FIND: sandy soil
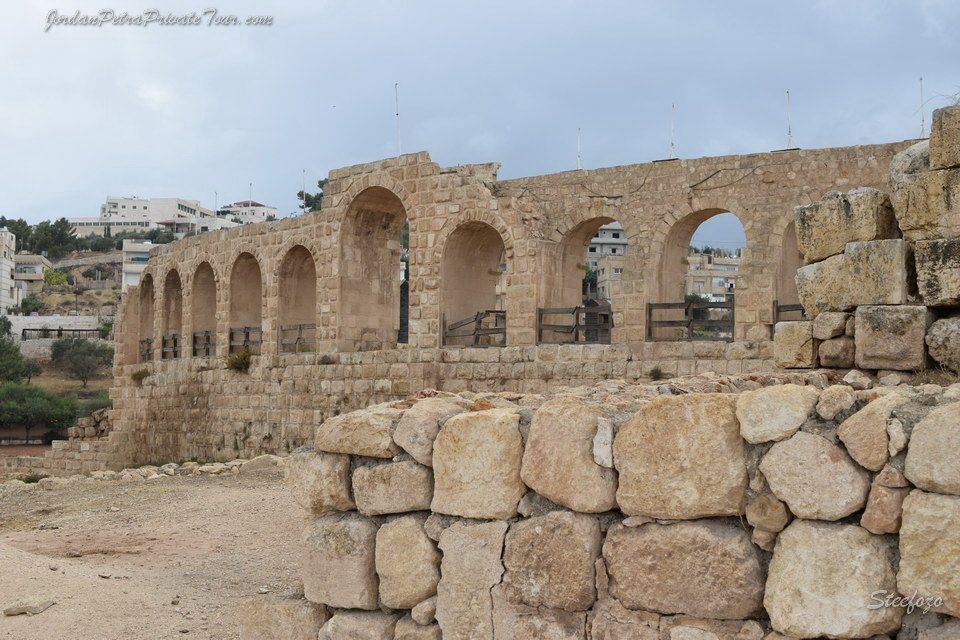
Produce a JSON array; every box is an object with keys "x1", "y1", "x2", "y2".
[
  {"x1": 0, "y1": 470, "x2": 303, "y2": 639},
  {"x1": 0, "y1": 445, "x2": 50, "y2": 458}
]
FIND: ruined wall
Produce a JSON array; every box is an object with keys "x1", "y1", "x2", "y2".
[{"x1": 269, "y1": 374, "x2": 960, "y2": 639}]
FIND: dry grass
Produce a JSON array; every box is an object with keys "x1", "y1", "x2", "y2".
[
  {"x1": 31, "y1": 368, "x2": 111, "y2": 396},
  {"x1": 38, "y1": 286, "x2": 120, "y2": 316}
]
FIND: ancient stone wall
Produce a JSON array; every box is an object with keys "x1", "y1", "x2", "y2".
[{"x1": 262, "y1": 373, "x2": 960, "y2": 639}]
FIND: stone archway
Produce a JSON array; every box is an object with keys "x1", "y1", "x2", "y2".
[
  {"x1": 440, "y1": 220, "x2": 507, "y2": 346},
  {"x1": 138, "y1": 274, "x2": 155, "y2": 362},
  {"x1": 162, "y1": 269, "x2": 183, "y2": 358},
  {"x1": 191, "y1": 262, "x2": 217, "y2": 356},
  {"x1": 229, "y1": 252, "x2": 263, "y2": 353},
  {"x1": 278, "y1": 245, "x2": 318, "y2": 353},
  {"x1": 777, "y1": 220, "x2": 804, "y2": 308}
]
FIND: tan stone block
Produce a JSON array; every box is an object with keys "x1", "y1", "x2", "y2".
[
  {"x1": 318, "y1": 610, "x2": 400, "y2": 640},
  {"x1": 614, "y1": 394, "x2": 746, "y2": 519},
  {"x1": 773, "y1": 321, "x2": 817, "y2": 369},
  {"x1": 376, "y1": 515, "x2": 440, "y2": 609},
  {"x1": 811, "y1": 311, "x2": 850, "y2": 340},
  {"x1": 898, "y1": 490, "x2": 960, "y2": 617},
  {"x1": 818, "y1": 335, "x2": 855, "y2": 368},
  {"x1": 745, "y1": 493, "x2": 790, "y2": 533},
  {"x1": 930, "y1": 105, "x2": 960, "y2": 169},
  {"x1": 436, "y1": 521, "x2": 507, "y2": 640},
  {"x1": 736, "y1": 383, "x2": 818, "y2": 443},
  {"x1": 301, "y1": 513, "x2": 378, "y2": 610},
  {"x1": 238, "y1": 595, "x2": 328, "y2": 640},
  {"x1": 353, "y1": 460, "x2": 433, "y2": 516},
  {"x1": 394, "y1": 616, "x2": 441, "y2": 640},
  {"x1": 392, "y1": 396, "x2": 468, "y2": 466},
  {"x1": 314, "y1": 404, "x2": 401, "y2": 458},
  {"x1": 285, "y1": 451, "x2": 354, "y2": 515},
  {"x1": 855, "y1": 305, "x2": 932, "y2": 371},
  {"x1": 916, "y1": 238, "x2": 960, "y2": 306},
  {"x1": 837, "y1": 391, "x2": 909, "y2": 472},
  {"x1": 905, "y1": 403, "x2": 960, "y2": 495},
  {"x1": 861, "y1": 481, "x2": 910, "y2": 535},
  {"x1": 893, "y1": 167, "x2": 960, "y2": 241},
  {"x1": 794, "y1": 188, "x2": 898, "y2": 262},
  {"x1": 491, "y1": 585, "x2": 587, "y2": 640}
]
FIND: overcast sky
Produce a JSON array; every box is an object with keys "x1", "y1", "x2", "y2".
[{"x1": 2, "y1": 1, "x2": 958, "y2": 246}]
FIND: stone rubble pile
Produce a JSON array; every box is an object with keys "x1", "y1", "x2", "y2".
[
  {"x1": 67, "y1": 407, "x2": 112, "y2": 440},
  {"x1": 240, "y1": 372, "x2": 960, "y2": 639},
  {"x1": 777, "y1": 105, "x2": 960, "y2": 373}
]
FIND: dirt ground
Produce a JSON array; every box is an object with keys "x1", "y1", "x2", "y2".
[
  {"x1": 0, "y1": 445, "x2": 49, "y2": 458},
  {"x1": 0, "y1": 470, "x2": 303, "y2": 639}
]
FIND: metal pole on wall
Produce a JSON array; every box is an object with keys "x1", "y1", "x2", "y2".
[
  {"x1": 577, "y1": 128, "x2": 582, "y2": 170},
  {"x1": 786, "y1": 90, "x2": 794, "y2": 148},
  {"x1": 395, "y1": 82, "x2": 402, "y2": 157},
  {"x1": 920, "y1": 76, "x2": 925, "y2": 137}
]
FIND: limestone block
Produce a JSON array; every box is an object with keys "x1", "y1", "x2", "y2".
[
  {"x1": 520, "y1": 397, "x2": 617, "y2": 513},
  {"x1": 392, "y1": 396, "x2": 468, "y2": 467},
  {"x1": 411, "y1": 596, "x2": 436, "y2": 624},
  {"x1": 659, "y1": 618, "x2": 766, "y2": 640},
  {"x1": 238, "y1": 595, "x2": 328, "y2": 640},
  {"x1": 926, "y1": 317, "x2": 960, "y2": 372},
  {"x1": 855, "y1": 305, "x2": 932, "y2": 371},
  {"x1": 861, "y1": 480, "x2": 911, "y2": 535},
  {"x1": 314, "y1": 404, "x2": 401, "y2": 458},
  {"x1": 587, "y1": 596, "x2": 660, "y2": 640},
  {"x1": 353, "y1": 460, "x2": 433, "y2": 516},
  {"x1": 502, "y1": 511, "x2": 600, "y2": 612},
  {"x1": 491, "y1": 585, "x2": 588, "y2": 640},
  {"x1": 837, "y1": 391, "x2": 909, "y2": 472},
  {"x1": 603, "y1": 521, "x2": 764, "y2": 619},
  {"x1": 773, "y1": 321, "x2": 817, "y2": 369},
  {"x1": 301, "y1": 513, "x2": 378, "y2": 610},
  {"x1": 812, "y1": 311, "x2": 850, "y2": 340},
  {"x1": 898, "y1": 490, "x2": 960, "y2": 617},
  {"x1": 796, "y1": 239, "x2": 909, "y2": 317},
  {"x1": 764, "y1": 520, "x2": 902, "y2": 638},
  {"x1": 613, "y1": 394, "x2": 746, "y2": 519},
  {"x1": 816, "y1": 384, "x2": 857, "y2": 421},
  {"x1": 931, "y1": 105, "x2": 960, "y2": 169},
  {"x1": 890, "y1": 139, "x2": 930, "y2": 187},
  {"x1": 818, "y1": 336, "x2": 855, "y2": 368},
  {"x1": 285, "y1": 451, "x2": 354, "y2": 515},
  {"x1": 376, "y1": 515, "x2": 440, "y2": 609},
  {"x1": 431, "y1": 408, "x2": 524, "y2": 519},
  {"x1": 745, "y1": 493, "x2": 790, "y2": 533},
  {"x1": 736, "y1": 383, "x2": 818, "y2": 444},
  {"x1": 394, "y1": 616, "x2": 441, "y2": 640},
  {"x1": 894, "y1": 167, "x2": 960, "y2": 241},
  {"x1": 794, "y1": 188, "x2": 898, "y2": 262},
  {"x1": 916, "y1": 239, "x2": 960, "y2": 306},
  {"x1": 317, "y1": 611, "x2": 400, "y2": 640},
  {"x1": 436, "y1": 521, "x2": 508, "y2": 640},
  {"x1": 759, "y1": 431, "x2": 870, "y2": 520},
  {"x1": 905, "y1": 403, "x2": 960, "y2": 495}
]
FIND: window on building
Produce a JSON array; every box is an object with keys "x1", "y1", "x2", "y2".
[{"x1": 588, "y1": 246, "x2": 597, "y2": 253}]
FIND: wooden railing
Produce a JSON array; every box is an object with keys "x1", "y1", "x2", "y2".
[
  {"x1": 229, "y1": 326, "x2": 262, "y2": 355},
  {"x1": 442, "y1": 310, "x2": 506, "y2": 347},
  {"x1": 161, "y1": 334, "x2": 181, "y2": 359},
  {"x1": 138, "y1": 338, "x2": 153, "y2": 362},
  {"x1": 279, "y1": 323, "x2": 317, "y2": 354},
  {"x1": 646, "y1": 300, "x2": 735, "y2": 342},
  {"x1": 773, "y1": 300, "x2": 806, "y2": 324},
  {"x1": 537, "y1": 303, "x2": 613, "y2": 344},
  {"x1": 192, "y1": 331, "x2": 216, "y2": 357}
]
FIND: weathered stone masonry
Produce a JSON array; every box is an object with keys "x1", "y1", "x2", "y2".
[{"x1": 107, "y1": 140, "x2": 914, "y2": 466}]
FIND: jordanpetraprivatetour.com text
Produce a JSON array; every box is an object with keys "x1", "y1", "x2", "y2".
[{"x1": 44, "y1": 9, "x2": 273, "y2": 32}]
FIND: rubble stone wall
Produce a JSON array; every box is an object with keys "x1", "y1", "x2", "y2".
[{"x1": 267, "y1": 373, "x2": 960, "y2": 639}]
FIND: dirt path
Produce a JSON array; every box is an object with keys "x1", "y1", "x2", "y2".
[{"x1": 0, "y1": 471, "x2": 302, "y2": 639}]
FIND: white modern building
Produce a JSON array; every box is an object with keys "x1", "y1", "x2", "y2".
[
  {"x1": 121, "y1": 240, "x2": 153, "y2": 290},
  {"x1": 216, "y1": 200, "x2": 278, "y2": 224},
  {"x1": 586, "y1": 221, "x2": 628, "y2": 268},
  {"x1": 70, "y1": 196, "x2": 238, "y2": 238},
  {"x1": 13, "y1": 252, "x2": 51, "y2": 295},
  {"x1": 0, "y1": 229, "x2": 21, "y2": 313}
]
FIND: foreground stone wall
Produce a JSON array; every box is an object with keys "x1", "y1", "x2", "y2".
[{"x1": 267, "y1": 373, "x2": 959, "y2": 639}]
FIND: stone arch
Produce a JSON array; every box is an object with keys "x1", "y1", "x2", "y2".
[
  {"x1": 278, "y1": 244, "x2": 318, "y2": 353},
  {"x1": 339, "y1": 186, "x2": 408, "y2": 351},
  {"x1": 776, "y1": 219, "x2": 804, "y2": 308},
  {"x1": 138, "y1": 273, "x2": 155, "y2": 362},
  {"x1": 191, "y1": 262, "x2": 218, "y2": 355},
  {"x1": 161, "y1": 269, "x2": 183, "y2": 352},
  {"x1": 228, "y1": 252, "x2": 263, "y2": 353},
  {"x1": 441, "y1": 220, "x2": 507, "y2": 346}
]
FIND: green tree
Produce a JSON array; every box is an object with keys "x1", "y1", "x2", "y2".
[
  {"x1": 50, "y1": 338, "x2": 114, "y2": 388},
  {"x1": 297, "y1": 178, "x2": 328, "y2": 212},
  {"x1": 24, "y1": 359, "x2": 42, "y2": 383},
  {"x1": 0, "y1": 383, "x2": 77, "y2": 443},
  {"x1": 30, "y1": 218, "x2": 78, "y2": 259},
  {"x1": 44, "y1": 269, "x2": 69, "y2": 285},
  {"x1": 0, "y1": 217, "x2": 32, "y2": 250},
  {"x1": 0, "y1": 336, "x2": 27, "y2": 383},
  {"x1": 0, "y1": 316, "x2": 11, "y2": 337},
  {"x1": 18, "y1": 293, "x2": 44, "y2": 315}
]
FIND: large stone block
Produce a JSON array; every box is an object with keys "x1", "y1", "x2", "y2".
[
  {"x1": 301, "y1": 514, "x2": 378, "y2": 610},
  {"x1": 930, "y1": 105, "x2": 960, "y2": 170},
  {"x1": 736, "y1": 383, "x2": 818, "y2": 444},
  {"x1": 916, "y1": 239, "x2": 960, "y2": 306},
  {"x1": 796, "y1": 240, "x2": 909, "y2": 317},
  {"x1": 392, "y1": 396, "x2": 469, "y2": 467},
  {"x1": 376, "y1": 515, "x2": 440, "y2": 609},
  {"x1": 818, "y1": 336, "x2": 855, "y2": 368},
  {"x1": 431, "y1": 408, "x2": 525, "y2": 519},
  {"x1": 773, "y1": 321, "x2": 817, "y2": 369},
  {"x1": 353, "y1": 460, "x2": 433, "y2": 516},
  {"x1": 889, "y1": 139, "x2": 930, "y2": 188},
  {"x1": 893, "y1": 167, "x2": 960, "y2": 241},
  {"x1": 520, "y1": 397, "x2": 617, "y2": 513},
  {"x1": 603, "y1": 521, "x2": 764, "y2": 619},
  {"x1": 861, "y1": 480, "x2": 911, "y2": 535},
  {"x1": 314, "y1": 404, "x2": 402, "y2": 458},
  {"x1": 905, "y1": 403, "x2": 960, "y2": 495},
  {"x1": 764, "y1": 520, "x2": 902, "y2": 638},
  {"x1": 898, "y1": 490, "x2": 960, "y2": 617},
  {"x1": 318, "y1": 611, "x2": 400, "y2": 640},
  {"x1": 794, "y1": 188, "x2": 898, "y2": 262},
  {"x1": 759, "y1": 431, "x2": 870, "y2": 520},
  {"x1": 812, "y1": 311, "x2": 850, "y2": 340},
  {"x1": 613, "y1": 394, "x2": 746, "y2": 519},
  {"x1": 238, "y1": 595, "x2": 329, "y2": 640},
  {"x1": 285, "y1": 451, "x2": 354, "y2": 515},
  {"x1": 502, "y1": 511, "x2": 600, "y2": 612},
  {"x1": 836, "y1": 391, "x2": 910, "y2": 472},
  {"x1": 855, "y1": 305, "x2": 932, "y2": 371},
  {"x1": 926, "y1": 317, "x2": 960, "y2": 373},
  {"x1": 491, "y1": 585, "x2": 588, "y2": 640},
  {"x1": 394, "y1": 616, "x2": 441, "y2": 640},
  {"x1": 436, "y1": 521, "x2": 508, "y2": 640}
]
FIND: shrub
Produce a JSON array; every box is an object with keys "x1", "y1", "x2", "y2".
[
  {"x1": 44, "y1": 269, "x2": 69, "y2": 286},
  {"x1": 0, "y1": 336, "x2": 27, "y2": 383},
  {"x1": 99, "y1": 321, "x2": 113, "y2": 339},
  {"x1": 18, "y1": 293, "x2": 43, "y2": 315},
  {"x1": 224, "y1": 348, "x2": 252, "y2": 372},
  {"x1": 0, "y1": 316, "x2": 10, "y2": 337},
  {"x1": 0, "y1": 383, "x2": 78, "y2": 443},
  {"x1": 648, "y1": 366, "x2": 665, "y2": 381},
  {"x1": 50, "y1": 338, "x2": 114, "y2": 388},
  {"x1": 77, "y1": 391, "x2": 112, "y2": 417},
  {"x1": 24, "y1": 359, "x2": 42, "y2": 383},
  {"x1": 318, "y1": 354, "x2": 336, "y2": 365},
  {"x1": 131, "y1": 368, "x2": 150, "y2": 385}
]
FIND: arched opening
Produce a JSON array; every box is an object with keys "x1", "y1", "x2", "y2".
[
  {"x1": 161, "y1": 270, "x2": 183, "y2": 359},
  {"x1": 138, "y1": 274, "x2": 155, "y2": 362},
  {"x1": 278, "y1": 245, "x2": 317, "y2": 354},
  {"x1": 441, "y1": 221, "x2": 507, "y2": 347},
  {"x1": 776, "y1": 220, "x2": 804, "y2": 322},
  {"x1": 191, "y1": 262, "x2": 217, "y2": 356},
  {"x1": 340, "y1": 187, "x2": 407, "y2": 351},
  {"x1": 229, "y1": 252, "x2": 263, "y2": 354},
  {"x1": 650, "y1": 210, "x2": 745, "y2": 341},
  {"x1": 540, "y1": 217, "x2": 623, "y2": 343}
]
